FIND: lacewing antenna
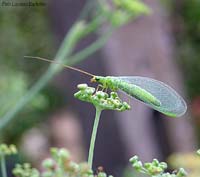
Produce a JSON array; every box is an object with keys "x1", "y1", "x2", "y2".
[{"x1": 24, "y1": 56, "x2": 95, "y2": 77}]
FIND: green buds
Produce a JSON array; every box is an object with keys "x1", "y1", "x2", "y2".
[
  {"x1": 42, "y1": 159, "x2": 55, "y2": 170},
  {"x1": 0, "y1": 144, "x2": 17, "y2": 156},
  {"x1": 50, "y1": 147, "x2": 70, "y2": 162},
  {"x1": 13, "y1": 163, "x2": 40, "y2": 177},
  {"x1": 99, "y1": 0, "x2": 150, "y2": 27},
  {"x1": 113, "y1": 0, "x2": 150, "y2": 15},
  {"x1": 129, "y1": 155, "x2": 187, "y2": 177},
  {"x1": 42, "y1": 147, "x2": 93, "y2": 177},
  {"x1": 74, "y1": 84, "x2": 131, "y2": 111},
  {"x1": 176, "y1": 168, "x2": 188, "y2": 177}
]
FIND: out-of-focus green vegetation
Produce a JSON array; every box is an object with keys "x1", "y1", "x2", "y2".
[
  {"x1": 0, "y1": 144, "x2": 189, "y2": 177},
  {"x1": 0, "y1": 6, "x2": 55, "y2": 73},
  {"x1": 0, "y1": 6, "x2": 63, "y2": 143},
  {"x1": 173, "y1": 0, "x2": 200, "y2": 99},
  {"x1": 172, "y1": 0, "x2": 200, "y2": 144}
]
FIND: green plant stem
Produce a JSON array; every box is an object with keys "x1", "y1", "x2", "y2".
[
  {"x1": 68, "y1": 28, "x2": 113, "y2": 65},
  {"x1": 79, "y1": 0, "x2": 96, "y2": 20},
  {"x1": 88, "y1": 107, "x2": 102, "y2": 169},
  {"x1": 1, "y1": 155, "x2": 7, "y2": 177}
]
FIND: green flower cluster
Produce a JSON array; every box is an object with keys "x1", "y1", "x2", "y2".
[
  {"x1": 130, "y1": 156, "x2": 187, "y2": 177},
  {"x1": 0, "y1": 143, "x2": 191, "y2": 177},
  {"x1": 99, "y1": 0, "x2": 150, "y2": 27},
  {"x1": 113, "y1": 0, "x2": 150, "y2": 14},
  {"x1": 12, "y1": 147, "x2": 113, "y2": 177},
  {"x1": 13, "y1": 163, "x2": 40, "y2": 177},
  {"x1": 74, "y1": 84, "x2": 131, "y2": 111},
  {"x1": 42, "y1": 148, "x2": 94, "y2": 177},
  {"x1": 0, "y1": 144, "x2": 17, "y2": 156}
]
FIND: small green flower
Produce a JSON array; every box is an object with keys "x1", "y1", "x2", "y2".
[{"x1": 42, "y1": 158, "x2": 55, "y2": 170}]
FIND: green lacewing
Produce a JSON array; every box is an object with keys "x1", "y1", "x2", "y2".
[{"x1": 25, "y1": 56, "x2": 187, "y2": 117}]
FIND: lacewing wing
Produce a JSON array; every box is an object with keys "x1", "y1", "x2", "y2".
[{"x1": 108, "y1": 76, "x2": 187, "y2": 117}]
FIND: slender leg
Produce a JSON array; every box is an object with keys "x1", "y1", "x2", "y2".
[
  {"x1": 96, "y1": 84, "x2": 104, "y2": 92},
  {"x1": 104, "y1": 87, "x2": 108, "y2": 93},
  {"x1": 96, "y1": 85, "x2": 100, "y2": 92}
]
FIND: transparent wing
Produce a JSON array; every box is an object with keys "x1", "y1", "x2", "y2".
[{"x1": 113, "y1": 76, "x2": 187, "y2": 117}]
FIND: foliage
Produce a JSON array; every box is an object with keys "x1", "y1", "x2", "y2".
[
  {"x1": 0, "y1": 144, "x2": 190, "y2": 177},
  {"x1": 173, "y1": 0, "x2": 200, "y2": 99},
  {"x1": 0, "y1": 70, "x2": 27, "y2": 118},
  {"x1": 0, "y1": 3, "x2": 57, "y2": 143}
]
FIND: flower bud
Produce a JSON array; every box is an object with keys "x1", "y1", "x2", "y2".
[
  {"x1": 129, "y1": 155, "x2": 138, "y2": 164},
  {"x1": 132, "y1": 161, "x2": 143, "y2": 170},
  {"x1": 58, "y1": 148, "x2": 70, "y2": 160},
  {"x1": 42, "y1": 158, "x2": 55, "y2": 169},
  {"x1": 177, "y1": 168, "x2": 187, "y2": 177},
  {"x1": 9, "y1": 144, "x2": 17, "y2": 154},
  {"x1": 77, "y1": 83, "x2": 88, "y2": 90}
]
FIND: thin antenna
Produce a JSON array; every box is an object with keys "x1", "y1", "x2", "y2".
[{"x1": 24, "y1": 56, "x2": 95, "y2": 77}]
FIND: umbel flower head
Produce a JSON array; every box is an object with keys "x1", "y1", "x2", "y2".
[
  {"x1": 74, "y1": 84, "x2": 131, "y2": 111},
  {"x1": 130, "y1": 155, "x2": 187, "y2": 177}
]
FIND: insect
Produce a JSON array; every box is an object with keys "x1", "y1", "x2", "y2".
[{"x1": 25, "y1": 56, "x2": 187, "y2": 117}]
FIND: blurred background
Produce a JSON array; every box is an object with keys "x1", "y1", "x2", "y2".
[{"x1": 0, "y1": 0, "x2": 200, "y2": 176}]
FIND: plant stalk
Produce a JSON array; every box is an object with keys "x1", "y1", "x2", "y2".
[
  {"x1": 88, "y1": 107, "x2": 102, "y2": 169},
  {"x1": 68, "y1": 28, "x2": 113, "y2": 66},
  {"x1": 1, "y1": 155, "x2": 7, "y2": 177}
]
